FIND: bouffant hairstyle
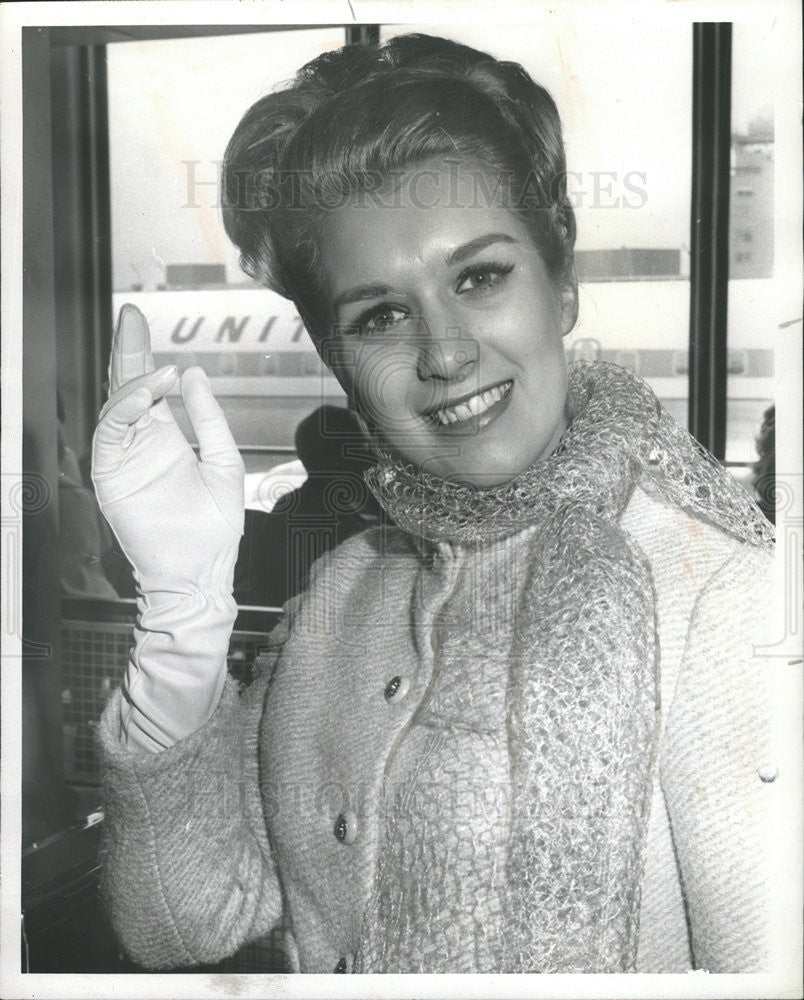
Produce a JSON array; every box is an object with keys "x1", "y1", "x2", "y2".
[{"x1": 222, "y1": 33, "x2": 576, "y2": 341}]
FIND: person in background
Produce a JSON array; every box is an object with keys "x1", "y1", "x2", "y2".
[
  {"x1": 753, "y1": 404, "x2": 775, "y2": 525},
  {"x1": 58, "y1": 392, "x2": 120, "y2": 599},
  {"x1": 234, "y1": 404, "x2": 382, "y2": 607}
]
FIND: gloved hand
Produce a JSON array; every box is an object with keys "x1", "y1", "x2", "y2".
[{"x1": 92, "y1": 304, "x2": 245, "y2": 753}]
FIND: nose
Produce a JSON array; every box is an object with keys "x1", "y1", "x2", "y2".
[{"x1": 415, "y1": 317, "x2": 478, "y2": 383}]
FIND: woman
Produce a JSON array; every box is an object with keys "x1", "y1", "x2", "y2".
[{"x1": 93, "y1": 34, "x2": 776, "y2": 974}]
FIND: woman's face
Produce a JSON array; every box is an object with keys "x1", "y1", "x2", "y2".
[{"x1": 318, "y1": 159, "x2": 578, "y2": 487}]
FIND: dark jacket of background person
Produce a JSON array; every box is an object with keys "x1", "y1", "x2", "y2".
[
  {"x1": 234, "y1": 406, "x2": 383, "y2": 608},
  {"x1": 752, "y1": 404, "x2": 775, "y2": 525},
  {"x1": 58, "y1": 393, "x2": 135, "y2": 599}
]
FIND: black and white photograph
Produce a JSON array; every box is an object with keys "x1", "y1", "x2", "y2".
[{"x1": 1, "y1": 1, "x2": 801, "y2": 997}]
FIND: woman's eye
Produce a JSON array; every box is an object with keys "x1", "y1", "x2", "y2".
[
  {"x1": 359, "y1": 306, "x2": 407, "y2": 335},
  {"x1": 455, "y1": 262, "x2": 514, "y2": 295}
]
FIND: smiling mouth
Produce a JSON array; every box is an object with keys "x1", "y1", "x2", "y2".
[{"x1": 428, "y1": 379, "x2": 513, "y2": 426}]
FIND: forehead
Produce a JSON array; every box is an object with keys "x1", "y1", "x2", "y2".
[{"x1": 317, "y1": 158, "x2": 534, "y2": 290}]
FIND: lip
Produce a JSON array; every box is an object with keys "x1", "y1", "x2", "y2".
[{"x1": 425, "y1": 379, "x2": 513, "y2": 435}]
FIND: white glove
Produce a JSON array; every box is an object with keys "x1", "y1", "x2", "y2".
[{"x1": 92, "y1": 304, "x2": 245, "y2": 753}]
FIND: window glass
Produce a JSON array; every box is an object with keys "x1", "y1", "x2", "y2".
[
  {"x1": 107, "y1": 28, "x2": 349, "y2": 483},
  {"x1": 727, "y1": 20, "x2": 776, "y2": 493},
  {"x1": 381, "y1": 23, "x2": 692, "y2": 429},
  {"x1": 62, "y1": 31, "x2": 355, "y2": 769},
  {"x1": 106, "y1": 25, "x2": 775, "y2": 489}
]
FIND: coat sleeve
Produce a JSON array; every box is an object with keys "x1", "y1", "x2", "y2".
[
  {"x1": 660, "y1": 541, "x2": 779, "y2": 972},
  {"x1": 96, "y1": 626, "x2": 287, "y2": 970}
]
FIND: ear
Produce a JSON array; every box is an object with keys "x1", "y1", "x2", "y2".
[{"x1": 557, "y1": 263, "x2": 579, "y2": 337}]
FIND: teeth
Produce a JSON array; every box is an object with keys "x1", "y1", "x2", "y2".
[
  {"x1": 433, "y1": 380, "x2": 511, "y2": 425},
  {"x1": 467, "y1": 395, "x2": 483, "y2": 417}
]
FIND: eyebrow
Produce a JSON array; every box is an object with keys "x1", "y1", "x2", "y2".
[
  {"x1": 445, "y1": 233, "x2": 518, "y2": 266},
  {"x1": 332, "y1": 283, "x2": 394, "y2": 309},
  {"x1": 331, "y1": 233, "x2": 519, "y2": 310}
]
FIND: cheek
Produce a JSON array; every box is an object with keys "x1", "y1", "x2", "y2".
[
  {"x1": 348, "y1": 345, "x2": 419, "y2": 426},
  {"x1": 494, "y1": 322, "x2": 565, "y2": 381},
  {"x1": 490, "y1": 282, "x2": 564, "y2": 351}
]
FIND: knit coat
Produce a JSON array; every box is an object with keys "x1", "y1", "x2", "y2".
[{"x1": 97, "y1": 483, "x2": 776, "y2": 974}]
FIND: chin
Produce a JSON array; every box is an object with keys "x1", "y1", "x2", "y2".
[
  {"x1": 428, "y1": 459, "x2": 532, "y2": 489},
  {"x1": 448, "y1": 440, "x2": 563, "y2": 487}
]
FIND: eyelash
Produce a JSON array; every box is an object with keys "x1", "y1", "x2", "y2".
[
  {"x1": 351, "y1": 260, "x2": 516, "y2": 336},
  {"x1": 455, "y1": 260, "x2": 515, "y2": 294},
  {"x1": 352, "y1": 303, "x2": 407, "y2": 336}
]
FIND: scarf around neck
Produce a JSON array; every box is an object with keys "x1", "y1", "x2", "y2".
[
  {"x1": 364, "y1": 361, "x2": 774, "y2": 551},
  {"x1": 363, "y1": 362, "x2": 773, "y2": 971}
]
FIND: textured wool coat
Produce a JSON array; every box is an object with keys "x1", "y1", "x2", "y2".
[{"x1": 97, "y1": 481, "x2": 777, "y2": 974}]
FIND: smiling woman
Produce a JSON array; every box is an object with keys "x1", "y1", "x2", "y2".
[
  {"x1": 318, "y1": 165, "x2": 576, "y2": 485},
  {"x1": 91, "y1": 32, "x2": 777, "y2": 975}
]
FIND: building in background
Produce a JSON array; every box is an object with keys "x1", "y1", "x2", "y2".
[
  {"x1": 164, "y1": 263, "x2": 227, "y2": 289},
  {"x1": 575, "y1": 247, "x2": 681, "y2": 282},
  {"x1": 729, "y1": 114, "x2": 774, "y2": 279}
]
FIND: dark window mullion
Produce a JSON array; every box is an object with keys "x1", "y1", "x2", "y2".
[
  {"x1": 688, "y1": 22, "x2": 732, "y2": 459},
  {"x1": 346, "y1": 24, "x2": 380, "y2": 46},
  {"x1": 50, "y1": 43, "x2": 113, "y2": 460}
]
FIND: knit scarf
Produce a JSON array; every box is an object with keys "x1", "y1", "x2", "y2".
[{"x1": 364, "y1": 362, "x2": 773, "y2": 972}]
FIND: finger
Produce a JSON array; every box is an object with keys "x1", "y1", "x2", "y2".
[
  {"x1": 92, "y1": 385, "x2": 153, "y2": 476},
  {"x1": 99, "y1": 365, "x2": 177, "y2": 424},
  {"x1": 180, "y1": 366, "x2": 240, "y2": 466},
  {"x1": 108, "y1": 304, "x2": 156, "y2": 396},
  {"x1": 96, "y1": 385, "x2": 152, "y2": 437}
]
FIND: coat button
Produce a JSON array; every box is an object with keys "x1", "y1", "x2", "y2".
[
  {"x1": 333, "y1": 810, "x2": 358, "y2": 845},
  {"x1": 384, "y1": 675, "x2": 410, "y2": 703},
  {"x1": 334, "y1": 956, "x2": 347, "y2": 973}
]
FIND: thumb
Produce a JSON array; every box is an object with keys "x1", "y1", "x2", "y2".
[
  {"x1": 180, "y1": 366, "x2": 241, "y2": 467},
  {"x1": 92, "y1": 385, "x2": 153, "y2": 478}
]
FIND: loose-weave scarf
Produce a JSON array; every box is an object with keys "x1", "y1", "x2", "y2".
[{"x1": 364, "y1": 362, "x2": 773, "y2": 971}]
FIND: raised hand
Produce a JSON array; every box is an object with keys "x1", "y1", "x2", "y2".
[{"x1": 92, "y1": 304, "x2": 245, "y2": 596}]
